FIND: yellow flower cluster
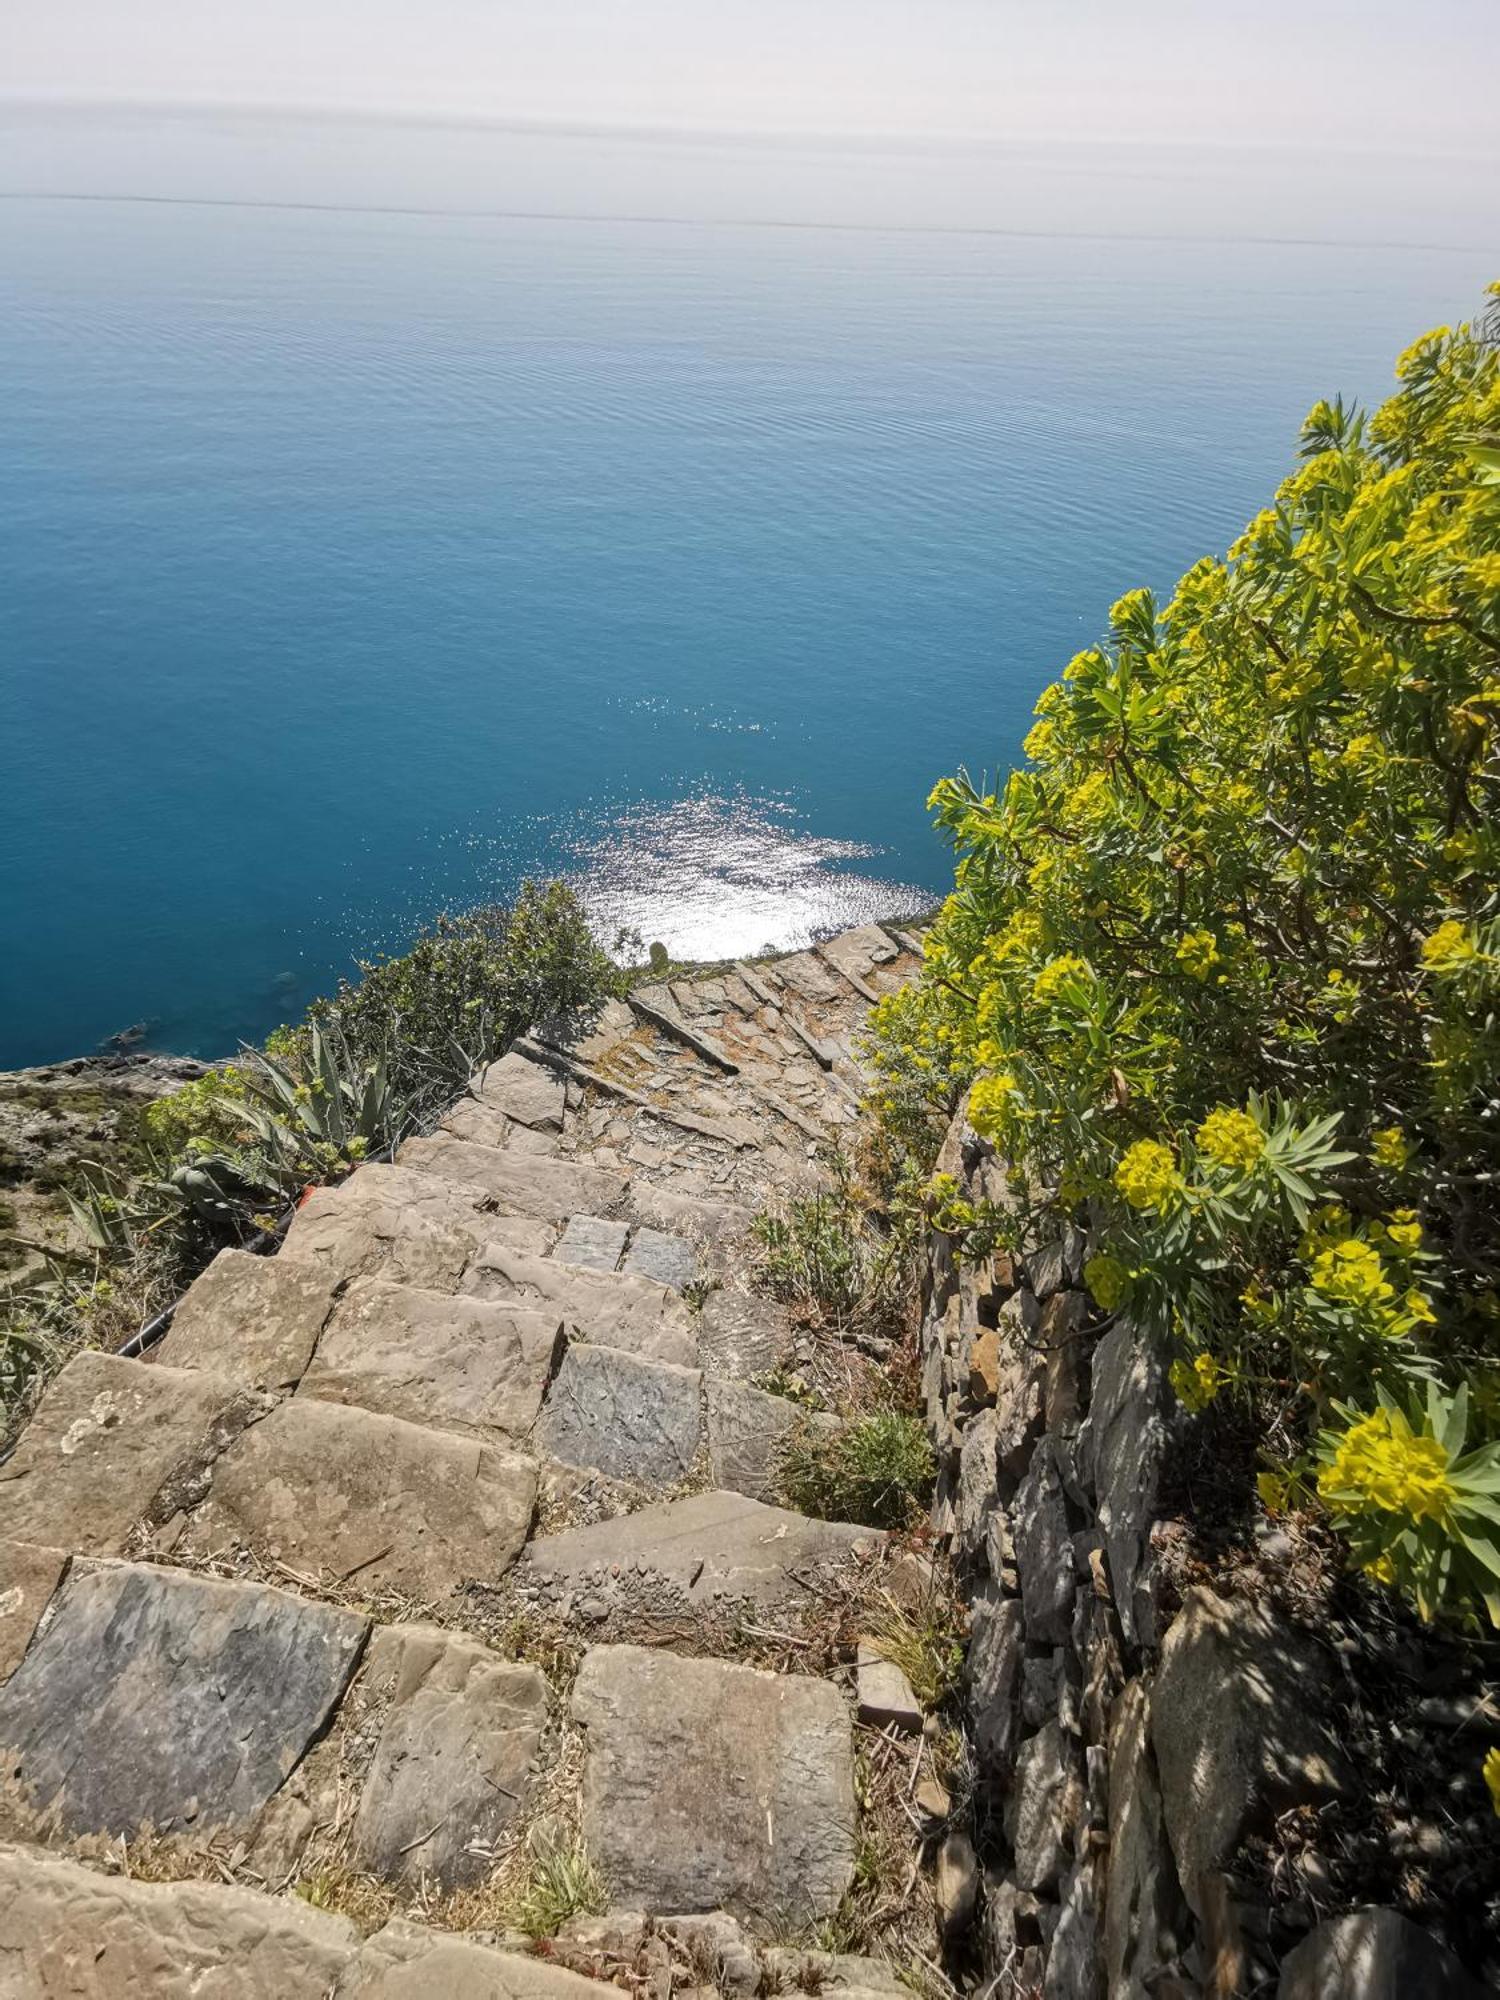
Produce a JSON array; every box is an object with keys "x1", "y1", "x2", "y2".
[
  {"x1": 1485, "y1": 1747, "x2": 1500, "y2": 1818},
  {"x1": 1317, "y1": 1407, "x2": 1456, "y2": 1525},
  {"x1": 1421, "y1": 919, "x2": 1480, "y2": 975},
  {"x1": 1114, "y1": 1140, "x2": 1179, "y2": 1212},
  {"x1": 1169, "y1": 1352, "x2": 1227, "y2": 1413},
  {"x1": 1370, "y1": 1126, "x2": 1413, "y2": 1169},
  {"x1": 1083, "y1": 1253, "x2": 1130, "y2": 1312},
  {"x1": 1195, "y1": 1108, "x2": 1265, "y2": 1172},
  {"x1": 1031, "y1": 955, "x2": 1090, "y2": 1006},
  {"x1": 966, "y1": 1071, "x2": 1019, "y2": 1139},
  {"x1": 1175, "y1": 929, "x2": 1221, "y2": 980},
  {"x1": 1310, "y1": 1238, "x2": 1395, "y2": 1309}
]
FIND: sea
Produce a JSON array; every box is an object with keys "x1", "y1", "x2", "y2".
[{"x1": 2, "y1": 103, "x2": 1495, "y2": 1066}]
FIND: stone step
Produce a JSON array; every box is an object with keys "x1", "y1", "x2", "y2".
[
  {"x1": 395, "y1": 1134, "x2": 628, "y2": 1223},
  {"x1": 705, "y1": 1376, "x2": 840, "y2": 1502},
  {"x1": 470, "y1": 1047, "x2": 567, "y2": 1131},
  {"x1": 166, "y1": 1394, "x2": 537, "y2": 1601},
  {"x1": 552, "y1": 1212, "x2": 701, "y2": 1292},
  {"x1": 520, "y1": 1488, "x2": 882, "y2": 1612},
  {"x1": 298, "y1": 1276, "x2": 563, "y2": 1444},
  {"x1": 695, "y1": 1288, "x2": 795, "y2": 1379},
  {"x1": 281, "y1": 1162, "x2": 557, "y2": 1291},
  {"x1": 156, "y1": 1247, "x2": 339, "y2": 1390},
  {"x1": 571, "y1": 1642, "x2": 856, "y2": 1923},
  {"x1": 459, "y1": 1243, "x2": 697, "y2": 1370},
  {"x1": 437, "y1": 1096, "x2": 561, "y2": 1155},
  {"x1": 534, "y1": 1343, "x2": 702, "y2": 1492}
]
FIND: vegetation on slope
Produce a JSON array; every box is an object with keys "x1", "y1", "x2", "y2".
[{"x1": 872, "y1": 292, "x2": 1500, "y2": 1626}]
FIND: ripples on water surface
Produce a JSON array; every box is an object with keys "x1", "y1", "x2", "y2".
[{"x1": 1, "y1": 108, "x2": 1495, "y2": 1063}]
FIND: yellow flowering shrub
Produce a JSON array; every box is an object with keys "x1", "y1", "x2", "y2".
[{"x1": 869, "y1": 294, "x2": 1500, "y2": 1624}]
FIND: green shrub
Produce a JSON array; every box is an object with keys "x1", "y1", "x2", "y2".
[
  {"x1": 873, "y1": 293, "x2": 1500, "y2": 1624},
  {"x1": 778, "y1": 1409, "x2": 935, "y2": 1529}
]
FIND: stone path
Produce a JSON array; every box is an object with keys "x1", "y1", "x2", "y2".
[{"x1": 0, "y1": 925, "x2": 929, "y2": 1994}]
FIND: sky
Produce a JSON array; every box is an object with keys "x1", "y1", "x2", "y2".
[{"x1": 4, "y1": 0, "x2": 1499, "y2": 155}]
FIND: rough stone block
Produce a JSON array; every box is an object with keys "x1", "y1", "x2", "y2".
[
  {"x1": 524, "y1": 1490, "x2": 880, "y2": 1609},
  {"x1": 157, "y1": 1247, "x2": 337, "y2": 1389},
  {"x1": 1005, "y1": 1720, "x2": 1076, "y2": 1894},
  {"x1": 0, "y1": 1843, "x2": 360, "y2": 1997},
  {"x1": 0, "y1": 1542, "x2": 68, "y2": 1684},
  {"x1": 856, "y1": 1642, "x2": 922, "y2": 1732},
  {"x1": 966, "y1": 1583, "x2": 1024, "y2": 1771},
  {"x1": 461, "y1": 1246, "x2": 697, "y2": 1368},
  {"x1": 622, "y1": 1225, "x2": 701, "y2": 1291},
  {"x1": 1014, "y1": 1439, "x2": 1075, "y2": 1645},
  {"x1": 1085, "y1": 1318, "x2": 1167, "y2": 1649},
  {"x1": 535, "y1": 1343, "x2": 702, "y2": 1490},
  {"x1": 695, "y1": 1290, "x2": 791, "y2": 1379},
  {"x1": 1150, "y1": 1586, "x2": 1350, "y2": 1918},
  {"x1": 352, "y1": 1624, "x2": 547, "y2": 1888},
  {"x1": 396, "y1": 1135, "x2": 627, "y2": 1223},
  {"x1": 0, "y1": 1352, "x2": 236, "y2": 1556},
  {"x1": 341, "y1": 1918, "x2": 610, "y2": 1997},
  {"x1": 1105, "y1": 1677, "x2": 1187, "y2": 1997},
  {"x1": 300, "y1": 1277, "x2": 563, "y2": 1442},
  {"x1": 439, "y1": 1096, "x2": 560, "y2": 1154},
  {"x1": 281, "y1": 1163, "x2": 555, "y2": 1290},
  {"x1": 0, "y1": 1563, "x2": 366, "y2": 1837},
  {"x1": 1276, "y1": 1908, "x2": 1484, "y2": 2000},
  {"x1": 705, "y1": 1377, "x2": 837, "y2": 1502},
  {"x1": 473, "y1": 1051, "x2": 567, "y2": 1131},
  {"x1": 552, "y1": 1214, "x2": 629, "y2": 1273},
  {"x1": 177, "y1": 1397, "x2": 536, "y2": 1599},
  {"x1": 572, "y1": 1643, "x2": 856, "y2": 1921}
]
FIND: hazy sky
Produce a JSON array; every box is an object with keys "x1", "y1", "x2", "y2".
[{"x1": 5, "y1": 0, "x2": 1498, "y2": 153}]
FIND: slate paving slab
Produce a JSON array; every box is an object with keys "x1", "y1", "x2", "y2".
[
  {"x1": 695, "y1": 1290, "x2": 792, "y2": 1379},
  {"x1": 553, "y1": 1214, "x2": 629, "y2": 1273},
  {"x1": 0, "y1": 1843, "x2": 362, "y2": 1999},
  {"x1": 0, "y1": 1352, "x2": 237, "y2": 1556},
  {"x1": 280, "y1": 1164, "x2": 556, "y2": 1290},
  {"x1": 0, "y1": 1563, "x2": 367, "y2": 1838},
  {"x1": 299, "y1": 1277, "x2": 563, "y2": 1442},
  {"x1": 459, "y1": 1246, "x2": 697, "y2": 1368},
  {"x1": 156, "y1": 1247, "x2": 338, "y2": 1389},
  {"x1": 0, "y1": 1541, "x2": 68, "y2": 1684},
  {"x1": 438, "y1": 1097, "x2": 560, "y2": 1154},
  {"x1": 351, "y1": 1623, "x2": 547, "y2": 1888},
  {"x1": 622, "y1": 1224, "x2": 700, "y2": 1291},
  {"x1": 472, "y1": 1050, "x2": 567, "y2": 1131},
  {"x1": 704, "y1": 1377, "x2": 837, "y2": 1502},
  {"x1": 523, "y1": 1489, "x2": 880, "y2": 1609},
  {"x1": 572, "y1": 1644, "x2": 856, "y2": 1921},
  {"x1": 534, "y1": 1343, "x2": 702, "y2": 1490},
  {"x1": 396, "y1": 1136, "x2": 628, "y2": 1223},
  {"x1": 175, "y1": 1397, "x2": 537, "y2": 1599}
]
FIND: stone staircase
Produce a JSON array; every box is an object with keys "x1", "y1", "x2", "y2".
[{"x1": 0, "y1": 925, "x2": 937, "y2": 1998}]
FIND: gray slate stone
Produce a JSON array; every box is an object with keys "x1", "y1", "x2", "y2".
[
  {"x1": 177, "y1": 1397, "x2": 536, "y2": 1599},
  {"x1": 705, "y1": 1377, "x2": 837, "y2": 1502},
  {"x1": 1106, "y1": 1677, "x2": 1187, "y2": 1998},
  {"x1": 0, "y1": 1563, "x2": 366, "y2": 1837},
  {"x1": 280, "y1": 1163, "x2": 555, "y2": 1290},
  {"x1": 856, "y1": 1642, "x2": 922, "y2": 1732},
  {"x1": 1045, "y1": 1856, "x2": 1104, "y2": 2000},
  {"x1": 955, "y1": 1408, "x2": 1001, "y2": 1563},
  {"x1": 0, "y1": 1352, "x2": 235, "y2": 1556},
  {"x1": 1150, "y1": 1586, "x2": 1350, "y2": 1918},
  {"x1": 396, "y1": 1134, "x2": 627, "y2": 1223},
  {"x1": 157, "y1": 1248, "x2": 337, "y2": 1389},
  {"x1": 438, "y1": 1096, "x2": 559, "y2": 1154},
  {"x1": 1014, "y1": 1439, "x2": 1075, "y2": 1644},
  {"x1": 462, "y1": 1245, "x2": 697, "y2": 1368},
  {"x1": 992, "y1": 1295, "x2": 1045, "y2": 1477},
  {"x1": 0, "y1": 1542, "x2": 67, "y2": 1683},
  {"x1": 622, "y1": 1224, "x2": 701, "y2": 1291},
  {"x1": 300, "y1": 1276, "x2": 563, "y2": 1442},
  {"x1": 966, "y1": 1583, "x2": 1024, "y2": 1771},
  {"x1": 1277, "y1": 1908, "x2": 1484, "y2": 2000},
  {"x1": 628, "y1": 1183, "x2": 755, "y2": 1270},
  {"x1": 696, "y1": 1290, "x2": 792, "y2": 1378},
  {"x1": 352, "y1": 1624, "x2": 547, "y2": 1888},
  {"x1": 553, "y1": 1214, "x2": 629, "y2": 1273},
  {"x1": 1005, "y1": 1720, "x2": 1076, "y2": 1894},
  {"x1": 473, "y1": 1050, "x2": 567, "y2": 1130},
  {"x1": 535, "y1": 1342, "x2": 702, "y2": 1490},
  {"x1": 572, "y1": 1643, "x2": 855, "y2": 1921},
  {"x1": 524, "y1": 1490, "x2": 881, "y2": 1609},
  {"x1": 0, "y1": 1842, "x2": 361, "y2": 1998},
  {"x1": 1085, "y1": 1318, "x2": 1166, "y2": 1648}
]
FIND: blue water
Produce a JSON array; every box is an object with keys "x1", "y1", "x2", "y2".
[{"x1": 2, "y1": 108, "x2": 1495, "y2": 1066}]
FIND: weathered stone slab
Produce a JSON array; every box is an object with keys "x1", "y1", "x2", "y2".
[
  {"x1": 342, "y1": 1918, "x2": 610, "y2": 1997},
  {"x1": 461, "y1": 1245, "x2": 697, "y2": 1368},
  {"x1": 0, "y1": 1843, "x2": 361, "y2": 1998},
  {"x1": 967, "y1": 1583, "x2": 1024, "y2": 1772},
  {"x1": 300, "y1": 1277, "x2": 563, "y2": 1442},
  {"x1": 352, "y1": 1624, "x2": 547, "y2": 1888},
  {"x1": 622, "y1": 1224, "x2": 700, "y2": 1291},
  {"x1": 629, "y1": 1183, "x2": 755, "y2": 1269},
  {"x1": 1150, "y1": 1587, "x2": 1350, "y2": 1918},
  {"x1": 856, "y1": 1642, "x2": 922, "y2": 1732},
  {"x1": 695, "y1": 1290, "x2": 792, "y2": 1379},
  {"x1": 705, "y1": 1377, "x2": 837, "y2": 1502},
  {"x1": 0, "y1": 1563, "x2": 366, "y2": 1837},
  {"x1": 524, "y1": 1490, "x2": 879, "y2": 1608},
  {"x1": 535, "y1": 1343, "x2": 702, "y2": 1490},
  {"x1": 553, "y1": 1213, "x2": 628, "y2": 1273},
  {"x1": 1084, "y1": 1318, "x2": 1166, "y2": 1649},
  {"x1": 772, "y1": 951, "x2": 844, "y2": 1005},
  {"x1": 177, "y1": 1398, "x2": 536, "y2": 1599},
  {"x1": 439, "y1": 1096, "x2": 560, "y2": 1155},
  {"x1": 0, "y1": 1352, "x2": 236, "y2": 1556},
  {"x1": 473, "y1": 1050, "x2": 567, "y2": 1131},
  {"x1": 157, "y1": 1247, "x2": 337, "y2": 1389},
  {"x1": 1106, "y1": 1677, "x2": 1187, "y2": 1997},
  {"x1": 821, "y1": 924, "x2": 901, "y2": 979},
  {"x1": 396, "y1": 1135, "x2": 627, "y2": 1223},
  {"x1": 1014, "y1": 1438, "x2": 1075, "y2": 1644},
  {"x1": 1277, "y1": 1908, "x2": 1484, "y2": 2000},
  {"x1": 1005, "y1": 1720, "x2": 1076, "y2": 1894},
  {"x1": 0, "y1": 1542, "x2": 67, "y2": 1683},
  {"x1": 573, "y1": 1644, "x2": 856, "y2": 1921},
  {"x1": 281, "y1": 1163, "x2": 556, "y2": 1290}
]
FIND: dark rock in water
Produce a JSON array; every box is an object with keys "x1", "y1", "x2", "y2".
[{"x1": 0, "y1": 1562, "x2": 367, "y2": 1838}]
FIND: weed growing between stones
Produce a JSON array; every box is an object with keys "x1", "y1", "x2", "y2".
[
  {"x1": 778, "y1": 1410, "x2": 936, "y2": 1531},
  {"x1": 492, "y1": 1824, "x2": 608, "y2": 1938}
]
